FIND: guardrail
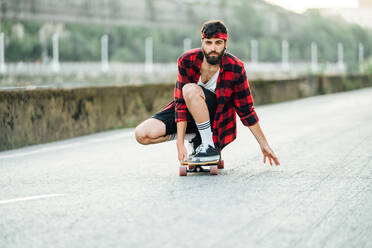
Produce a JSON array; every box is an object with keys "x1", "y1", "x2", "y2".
[{"x1": 2, "y1": 61, "x2": 346, "y2": 80}]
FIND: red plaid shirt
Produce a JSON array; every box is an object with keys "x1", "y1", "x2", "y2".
[{"x1": 165, "y1": 48, "x2": 259, "y2": 151}]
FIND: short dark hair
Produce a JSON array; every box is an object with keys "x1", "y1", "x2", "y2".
[{"x1": 200, "y1": 20, "x2": 228, "y2": 38}]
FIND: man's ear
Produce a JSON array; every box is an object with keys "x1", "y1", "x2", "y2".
[{"x1": 225, "y1": 40, "x2": 228, "y2": 49}]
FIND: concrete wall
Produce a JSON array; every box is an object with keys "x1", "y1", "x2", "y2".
[
  {"x1": 251, "y1": 75, "x2": 372, "y2": 105},
  {"x1": 0, "y1": 84, "x2": 174, "y2": 151},
  {"x1": 1, "y1": 75, "x2": 371, "y2": 151}
]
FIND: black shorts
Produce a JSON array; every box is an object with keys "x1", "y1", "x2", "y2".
[{"x1": 152, "y1": 86, "x2": 217, "y2": 135}]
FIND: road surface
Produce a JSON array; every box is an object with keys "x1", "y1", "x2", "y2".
[{"x1": 1, "y1": 88, "x2": 372, "y2": 248}]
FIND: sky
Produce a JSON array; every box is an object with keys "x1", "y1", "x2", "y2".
[{"x1": 264, "y1": 0, "x2": 359, "y2": 13}]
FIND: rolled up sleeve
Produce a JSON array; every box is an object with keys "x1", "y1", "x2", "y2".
[
  {"x1": 232, "y1": 66, "x2": 259, "y2": 126},
  {"x1": 174, "y1": 57, "x2": 190, "y2": 122}
]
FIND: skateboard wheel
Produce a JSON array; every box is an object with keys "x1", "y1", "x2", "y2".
[
  {"x1": 210, "y1": 165, "x2": 218, "y2": 175},
  {"x1": 179, "y1": 166, "x2": 187, "y2": 176},
  {"x1": 218, "y1": 160, "x2": 224, "y2": 169}
]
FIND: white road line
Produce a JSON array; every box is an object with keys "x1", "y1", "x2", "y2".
[
  {"x1": 0, "y1": 194, "x2": 65, "y2": 205},
  {"x1": 0, "y1": 131, "x2": 134, "y2": 160}
]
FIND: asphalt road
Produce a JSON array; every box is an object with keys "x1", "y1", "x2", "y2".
[{"x1": 1, "y1": 88, "x2": 372, "y2": 248}]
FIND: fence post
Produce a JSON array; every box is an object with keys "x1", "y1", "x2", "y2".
[
  {"x1": 0, "y1": 32, "x2": 6, "y2": 74},
  {"x1": 282, "y1": 40, "x2": 289, "y2": 69},
  {"x1": 251, "y1": 39, "x2": 258, "y2": 63},
  {"x1": 145, "y1": 37, "x2": 153, "y2": 73},
  {"x1": 337, "y1": 43, "x2": 344, "y2": 71},
  {"x1": 358, "y1": 43, "x2": 364, "y2": 72},
  {"x1": 184, "y1": 38, "x2": 192, "y2": 53},
  {"x1": 52, "y1": 33, "x2": 60, "y2": 72},
  {"x1": 101, "y1": 34, "x2": 109, "y2": 73},
  {"x1": 311, "y1": 42, "x2": 318, "y2": 73}
]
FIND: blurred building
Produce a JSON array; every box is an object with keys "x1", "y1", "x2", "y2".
[
  {"x1": 0, "y1": 0, "x2": 302, "y2": 31},
  {"x1": 359, "y1": 0, "x2": 372, "y2": 8},
  {"x1": 318, "y1": 0, "x2": 372, "y2": 30},
  {"x1": 0, "y1": 0, "x2": 235, "y2": 27}
]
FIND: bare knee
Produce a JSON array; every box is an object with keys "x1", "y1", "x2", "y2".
[
  {"x1": 135, "y1": 125, "x2": 150, "y2": 145},
  {"x1": 183, "y1": 84, "x2": 203, "y2": 101},
  {"x1": 135, "y1": 118, "x2": 165, "y2": 145}
]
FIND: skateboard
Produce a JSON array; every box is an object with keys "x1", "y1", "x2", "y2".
[{"x1": 179, "y1": 159, "x2": 224, "y2": 176}]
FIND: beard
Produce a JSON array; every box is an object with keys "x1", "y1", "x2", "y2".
[{"x1": 202, "y1": 47, "x2": 226, "y2": 65}]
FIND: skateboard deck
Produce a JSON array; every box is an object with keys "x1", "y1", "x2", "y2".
[{"x1": 179, "y1": 159, "x2": 224, "y2": 176}]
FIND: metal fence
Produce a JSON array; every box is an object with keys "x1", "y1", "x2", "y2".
[{"x1": 0, "y1": 31, "x2": 366, "y2": 83}]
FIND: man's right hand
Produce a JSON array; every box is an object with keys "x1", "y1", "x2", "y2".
[{"x1": 177, "y1": 142, "x2": 188, "y2": 162}]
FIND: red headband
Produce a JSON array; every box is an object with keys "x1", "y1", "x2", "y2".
[{"x1": 202, "y1": 32, "x2": 228, "y2": 41}]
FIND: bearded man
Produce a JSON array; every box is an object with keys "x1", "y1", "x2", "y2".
[{"x1": 135, "y1": 20, "x2": 280, "y2": 166}]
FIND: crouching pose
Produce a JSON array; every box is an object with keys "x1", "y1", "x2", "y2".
[{"x1": 135, "y1": 20, "x2": 280, "y2": 166}]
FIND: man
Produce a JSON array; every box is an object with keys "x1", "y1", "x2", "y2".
[{"x1": 135, "y1": 20, "x2": 280, "y2": 166}]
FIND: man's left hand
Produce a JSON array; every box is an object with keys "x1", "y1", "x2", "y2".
[{"x1": 260, "y1": 145, "x2": 280, "y2": 166}]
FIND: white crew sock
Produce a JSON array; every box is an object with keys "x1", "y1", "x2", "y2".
[
  {"x1": 167, "y1": 133, "x2": 196, "y2": 142},
  {"x1": 196, "y1": 120, "x2": 215, "y2": 148}
]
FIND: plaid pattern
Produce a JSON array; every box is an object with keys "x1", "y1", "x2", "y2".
[{"x1": 165, "y1": 48, "x2": 259, "y2": 151}]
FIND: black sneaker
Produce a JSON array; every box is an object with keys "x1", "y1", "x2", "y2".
[
  {"x1": 189, "y1": 144, "x2": 220, "y2": 163},
  {"x1": 188, "y1": 134, "x2": 202, "y2": 156}
]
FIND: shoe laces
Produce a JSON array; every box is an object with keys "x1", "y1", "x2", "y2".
[{"x1": 195, "y1": 143, "x2": 209, "y2": 153}]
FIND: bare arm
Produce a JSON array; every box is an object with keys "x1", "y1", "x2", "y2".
[
  {"x1": 248, "y1": 122, "x2": 280, "y2": 166},
  {"x1": 176, "y1": 121, "x2": 188, "y2": 162}
]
